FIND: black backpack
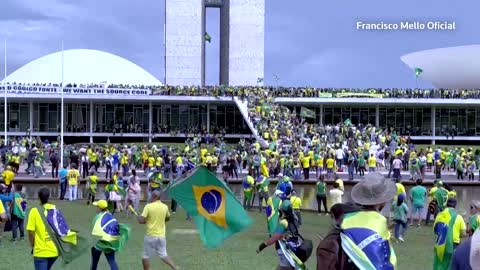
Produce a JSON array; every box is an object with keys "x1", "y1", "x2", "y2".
[{"x1": 286, "y1": 220, "x2": 313, "y2": 263}]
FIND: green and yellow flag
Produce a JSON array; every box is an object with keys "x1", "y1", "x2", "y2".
[
  {"x1": 167, "y1": 166, "x2": 253, "y2": 248},
  {"x1": 300, "y1": 107, "x2": 315, "y2": 119},
  {"x1": 261, "y1": 103, "x2": 272, "y2": 113},
  {"x1": 344, "y1": 118, "x2": 352, "y2": 126},
  {"x1": 266, "y1": 196, "x2": 282, "y2": 235},
  {"x1": 205, "y1": 32, "x2": 212, "y2": 43},
  {"x1": 415, "y1": 67, "x2": 423, "y2": 77},
  {"x1": 92, "y1": 212, "x2": 130, "y2": 252},
  {"x1": 433, "y1": 208, "x2": 457, "y2": 270}
]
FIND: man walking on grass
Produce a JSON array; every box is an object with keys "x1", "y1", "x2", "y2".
[{"x1": 137, "y1": 190, "x2": 178, "y2": 270}]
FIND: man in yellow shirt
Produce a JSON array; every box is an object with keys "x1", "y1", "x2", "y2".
[
  {"x1": 27, "y1": 187, "x2": 59, "y2": 270},
  {"x1": 67, "y1": 165, "x2": 80, "y2": 201},
  {"x1": 2, "y1": 165, "x2": 15, "y2": 192},
  {"x1": 301, "y1": 155, "x2": 311, "y2": 180},
  {"x1": 121, "y1": 153, "x2": 129, "y2": 177},
  {"x1": 326, "y1": 156, "x2": 335, "y2": 180},
  {"x1": 368, "y1": 154, "x2": 377, "y2": 172},
  {"x1": 137, "y1": 190, "x2": 178, "y2": 270},
  {"x1": 175, "y1": 155, "x2": 184, "y2": 178},
  {"x1": 290, "y1": 190, "x2": 303, "y2": 226},
  {"x1": 434, "y1": 198, "x2": 466, "y2": 255},
  {"x1": 155, "y1": 155, "x2": 163, "y2": 171}
]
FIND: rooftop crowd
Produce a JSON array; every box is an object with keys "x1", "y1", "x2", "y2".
[{"x1": 4, "y1": 82, "x2": 480, "y2": 99}]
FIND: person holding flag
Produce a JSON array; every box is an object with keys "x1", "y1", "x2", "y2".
[
  {"x1": 256, "y1": 175, "x2": 270, "y2": 212},
  {"x1": 146, "y1": 168, "x2": 163, "y2": 202},
  {"x1": 90, "y1": 199, "x2": 130, "y2": 270},
  {"x1": 433, "y1": 198, "x2": 467, "y2": 270},
  {"x1": 257, "y1": 200, "x2": 307, "y2": 270},
  {"x1": 243, "y1": 171, "x2": 255, "y2": 209},
  {"x1": 27, "y1": 187, "x2": 90, "y2": 270},
  {"x1": 10, "y1": 184, "x2": 26, "y2": 242}
]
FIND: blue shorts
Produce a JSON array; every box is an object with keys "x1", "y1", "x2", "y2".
[{"x1": 412, "y1": 205, "x2": 424, "y2": 214}]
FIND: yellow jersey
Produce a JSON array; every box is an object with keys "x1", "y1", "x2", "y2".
[
  {"x1": 175, "y1": 156, "x2": 183, "y2": 165},
  {"x1": 301, "y1": 156, "x2": 311, "y2": 169},
  {"x1": 141, "y1": 201, "x2": 170, "y2": 237},
  {"x1": 155, "y1": 157, "x2": 162, "y2": 167},
  {"x1": 2, "y1": 170, "x2": 14, "y2": 185},
  {"x1": 326, "y1": 158, "x2": 335, "y2": 169},
  {"x1": 67, "y1": 169, "x2": 79, "y2": 186},
  {"x1": 368, "y1": 156, "x2": 377, "y2": 167},
  {"x1": 26, "y1": 204, "x2": 59, "y2": 258},
  {"x1": 290, "y1": 196, "x2": 302, "y2": 210},
  {"x1": 148, "y1": 157, "x2": 155, "y2": 167}
]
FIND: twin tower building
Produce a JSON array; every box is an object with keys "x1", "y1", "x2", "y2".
[{"x1": 165, "y1": 0, "x2": 265, "y2": 86}]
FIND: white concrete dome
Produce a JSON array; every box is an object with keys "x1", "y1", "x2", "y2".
[
  {"x1": 1, "y1": 49, "x2": 162, "y2": 85},
  {"x1": 401, "y1": 45, "x2": 480, "y2": 89}
]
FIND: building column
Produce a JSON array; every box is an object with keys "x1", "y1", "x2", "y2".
[
  {"x1": 148, "y1": 101, "x2": 153, "y2": 143},
  {"x1": 207, "y1": 103, "x2": 211, "y2": 133},
  {"x1": 375, "y1": 105, "x2": 380, "y2": 127},
  {"x1": 431, "y1": 106, "x2": 436, "y2": 145},
  {"x1": 89, "y1": 101, "x2": 93, "y2": 143},
  {"x1": 29, "y1": 101, "x2": 33, "y2": 141},
  {"x1": 319, "y1": 104, "x2": 323, "y2": 125}
]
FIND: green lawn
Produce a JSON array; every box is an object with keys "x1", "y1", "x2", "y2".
[{"x1": 2, "y1": 201, "x2": 435, "y2": 270}]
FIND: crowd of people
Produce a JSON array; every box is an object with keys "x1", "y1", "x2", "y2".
[
  {"x1": 0, "y1": 132, "x2": 478, "y2": 269},
  {"x1": 5, "y1": 81, "x2": 480, "y2": 99}
]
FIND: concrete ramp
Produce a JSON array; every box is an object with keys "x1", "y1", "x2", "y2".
[{"x1": 233, "y1": 96, "x2": 268, "y2": 148}]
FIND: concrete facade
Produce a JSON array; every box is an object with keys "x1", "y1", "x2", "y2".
[
  {"x1": 222, "y1": 0, "x2": 264, "y2": 86},
  {"x1": 165, "y1": 0, "x2": 265, "y2": 86},
  {"x1": 165, "y1": 0, "x2": 204, "y2": 86}
]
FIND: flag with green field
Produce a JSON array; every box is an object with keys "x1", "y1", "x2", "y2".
[
  {"x1": 415, "y1": 67, "x2": 423, "y2": 77},
  {"x1": 167, "y1": 166, "x2": 253, "y2": 248},
  {"x1": 205, "y1": 32, "x2": 212, "y2": 43},
  {"x1": 261, "y1": 103, "x2": 272, "y2": 113},
  {"x1": 344, "y1": 118, "x2": 352, "y2": 126},
  {"x1": 300, "y1": 107, "x2": 315, "y2": 119}
]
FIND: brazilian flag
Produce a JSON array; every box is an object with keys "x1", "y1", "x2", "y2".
[
  {"x1": 415, "y1": 67, "x2": 423, "y2": 77},
  {"x1": 433, "y1": 208, "x2": 457, "y2": 270},
  {"x1": 261, "y1": 103, "x2": 272, "y2": 114},
  {"x1": 12, "y1": 193, "x2": 27, "y2": 219},
  {"x1": 266, "y1": 196, "x2": 281, "y2": 235},
  {"x1": 38, "y1": 205, "x2": 95, "y2": 265},
  {"x1": 92, "y1": 212, "x2": 130, "y2": 252},
  {"x1": 167, "y1": 166, "x2": 252, "y2": 248},
  {"x1": 344, "y1": 118, "x2": 352, "y2": 126},
  {"x1": 300, "y1": 107, "x2": 315, "y2": 119}
]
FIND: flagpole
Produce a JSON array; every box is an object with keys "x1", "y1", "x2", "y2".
[
  {"x1": 60, "y1": 41, "x2": 64, "y2": 169},
  {"x1": 3, "y1": 39, "x2": 7, "y2": 147}
]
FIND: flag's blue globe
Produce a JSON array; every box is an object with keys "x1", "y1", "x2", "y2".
[
  {"x1": 200, "y1": 189, "x2": 222, "y2": 214},
  {"x1": 266, "y1": 205, "x2": 273, "y2": 218},
  {"x1": 46, "y1": 209, "x2": 70, "y2": 236},
  {"x1": 434, "y1": 223, "x2": 448, "y2": 245},
  {"x1": 101, "y1": 214, "x2": 120, "y2": 236}
]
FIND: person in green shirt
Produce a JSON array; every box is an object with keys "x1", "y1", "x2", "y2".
[
  {"x1": 409, "y1": 179, "x2": 427, "y2": 227},
  {"x1": 468, "y1": 200, "x2": 480, "y2": 236},
  {"x1": 390, "y1": 194, "x2": 408, "y2": 242},
  {"x1": 315, "y1": 175, "x2": 328, "y2": 214}
]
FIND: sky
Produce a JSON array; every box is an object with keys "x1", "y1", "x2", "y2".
[{"x1": 1, "y1": 0, "x2": 479, "y2": 88}]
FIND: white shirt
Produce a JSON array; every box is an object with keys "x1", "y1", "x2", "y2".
[
  {"x1": 393, "y1": 158, "x2": 402, "y2": 169},
  {"x1": 329, "y1": 188, "x2": 344, "y2": 206},
  {"x1": 336, "y1": 149, "x2": 344, "y2": 159}
]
